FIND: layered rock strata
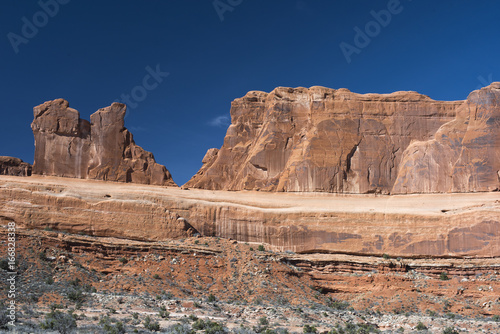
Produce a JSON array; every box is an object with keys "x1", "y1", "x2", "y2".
[
  {"x1": 185, "y1": 84, "x2": 500, "y2": 194},
  {"x1": 31, "y1": 99, "x2": 176, "y2": 186},
  {"x1": 0, "y1": 156, "x2": 32, "y2": 176},
  {"x1": 1, "y1": 175, "x2": 498, "y2": 257}
]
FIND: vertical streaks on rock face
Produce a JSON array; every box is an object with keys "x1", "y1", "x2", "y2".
[
  {"x1": 31, "y1": 99, "x2": 176, "y2": 186},
  {"x1": 184, "y1": 86, "x2": 475, "y2": 193},
  {"x1": 392, "y1": 83, "x2": 500, "y2": 193}
]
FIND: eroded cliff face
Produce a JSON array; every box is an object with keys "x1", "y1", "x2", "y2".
[
  {"x1": 393, "y1": 82, "x2": 500, "y2": 193},
  {"x1": 1, "y1": 176, "x2": 499, "y2": 257},
  {"x1": 0, "y1": 156, "x2": 32, "y2": 176},
  {"x1": 185, "y1": 84, "x2": 500, "y2": 194},
  {"x1": 31, "y1": 99, "x2": 176, "y2": 186}
]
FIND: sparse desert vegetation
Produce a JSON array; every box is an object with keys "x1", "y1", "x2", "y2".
[{"x1": 0, "y1": 227, "x2": 499, "y2": 333}]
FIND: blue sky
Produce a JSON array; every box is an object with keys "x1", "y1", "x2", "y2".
[{"x1": 1, "y1": 0, "x2": 499, "y2": 185}]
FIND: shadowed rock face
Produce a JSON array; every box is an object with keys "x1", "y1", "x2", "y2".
[
  {"x1": 0, "y1": 156, "x2": 32, "y2": 176},
  {"x1": 184, "y1": 84, "x2": 500, "y2": 194},
  {"x1": 31, "y1": 99, "x2": 176, "y2": 186}
]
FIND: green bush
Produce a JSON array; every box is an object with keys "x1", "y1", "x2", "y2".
[
  {"x1": 99, "y1": 315, "x2": 126, "y2": 334},
  {"x1": 327, "y1": 298, "x2": 350, "y2": 310},
  {"x1": 159, "y1": 306, "x2": 169, "y2": 318},
  {"x1": 442, "y1": 327, "x2": 459, "y2": 334},
  {"x1": 40, "y1": 310, "x2": 77, "y2": 334},
  {"x1": 144, "y1": 315, "x2": 160, "y2": 332},
  {"x1": 67, "y1": 288, "x2": 85, "y2": 303},
  {"x1": 259, "y1": 316, "x2": 269, "y2": 326},
  {"x1": 416, "y1": 321, "x2": 427, "y2": 330},
  {"x1": 0, "y1": 259, "x2": 9, "y2": 271},
  {"x1": 207, "y1": 293, "x2": 217, "y2": 302},
  {"x1": 439, "y1": 272, "x2": 450, "y2": 281},
  {"x1": 258, "y1": 245, "x2": 265, "y2": 251},
  {"x1": 303, "y1": 325, "x2": 318, "y2": 334}
]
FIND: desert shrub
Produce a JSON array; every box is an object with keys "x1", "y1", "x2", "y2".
[
  {"x1": 99, "y1": 315, "x2": 126, "y2": 334},
  {"x1": 144, "y1": 315, "x2": 161, "y2": 332},
  {"x1": 426, "y1": 309, "x2": 437, "y2": 317},
  {"x1": 38, "y1": 251, "x2": 48, "y2": 261},
  {"x1": 69, "y1": 278, "x2": 81, "y2": 287},
  {"x1": 159, "y1": 306, "x2": 170, "y2": 318},
  {"x1": 303, "y1": 325, "x2": 318, "y2": 334},
  {"x1": 153, "y1": 274, "x2": 161, "y2": 279},
  {"x1": 383, "y1": 254, "x2": 390, "y2": 260},
  {"x1": 0, "y1": 310, "x2": 9, "y2": 330},
  {"x1": 328, "y1": 322, "x2": 379, "y2": 334},
  {"x1": 493, "y1": 314, "x2": 500, "y2": 322},
  {"x1": 416, "y1": 321, "x2": 427, "y2": 330},
  {"x1": 40, "y1": 310, "x2": 77, "y2": 334},
  {"x1": 165, "y1": 323, "x2": 195, "y2": 334},
  {"x1": 258, "y1": 245, "x2": 265, "y2": 251},
  {"x1": 439, "y1": 272, "x2": 450, "y2": 281},
  {"x1": 67, "y1": 288, "x2": 85, "y2": 303},
  {"x1": 327, "y1": 298, "x2": 349, "y2": 310},
  {"x1": 233, "y1": 327, "x2": 257, "y2": 334},
  {"x1": 0, "y1": 258, "x2": 9, "y2": 271},
  {"x1": 207, "y1": 293, "x2": 217, "y2": 302},
  {"x1": 259, "y1": 317, "x2": 269, "y2": 326},
  {"x1": 193, "y1": 319, "x2": 227, "y2": 333},
  {"x1": 118, "y1": 257, "x2": 128, "y2": 264},
  {"x1": 442, "y1": 327, "x2": 459, "y2": 334},
  {"x1": 45, "y1": 276, "x2": 54, "y2": 285}
]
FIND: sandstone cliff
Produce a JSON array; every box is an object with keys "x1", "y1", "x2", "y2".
[
  {"x1": 184, "y1": 84, "x2": 500, "y2": 193},
  {"x1": 0, "y1": 156, "x2": 32, "y2": 176},
  {"x1": 1, "y1": 175, "x2": 499, "y2": 257},
  {"x1": 31, "y1": 99, "x2": 176, "y2": 186}
]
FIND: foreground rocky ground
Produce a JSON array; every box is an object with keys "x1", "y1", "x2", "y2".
[{"x1": 0, "y1": 227, "x2": 499, "y2": 333}]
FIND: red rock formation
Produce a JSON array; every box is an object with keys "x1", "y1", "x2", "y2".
[
  {"x1": 0, "y1": 156, "x2": 32, "y2": 176},
  {"x1": 31, "y1": 99, "x2": 176, "y2": 186},
  {"x1": 1, "y1": 175, "x2": 499, "y2": 257},
  {"x1": 392, "y1": 82, "x2": 500, "y2": 193},
  {"x1": 184, "y1": 84, "x2": 500, "y2": 194}
]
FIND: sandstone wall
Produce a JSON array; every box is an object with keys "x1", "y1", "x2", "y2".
[
  {"x1": 185, "y1": 84, "x2": 500, "y2": 194},
  {"x1": 1, "y1": 176, "x2": 498, "y2": 257},
  {"x1": 31, "y1": 99, "x2": 176, "y2": 186}
]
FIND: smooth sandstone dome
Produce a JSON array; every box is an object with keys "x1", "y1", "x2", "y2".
[
  {"x1": 184, "y1": 84, "x2": 500, "y2": 194},
  {"x1": 31, "y1": 99, "x2": 176, "y2": 186}
]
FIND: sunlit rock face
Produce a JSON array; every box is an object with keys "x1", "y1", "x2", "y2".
[
  {"x1": 31, "y1": 99, "x2": 176, "y2": 186},
  {"x1": 185, "y1": 84, "x2": 499, "y2": 193}
]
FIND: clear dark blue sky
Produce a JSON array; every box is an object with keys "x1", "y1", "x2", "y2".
[{"x1": 1, "y1": 0, "x2": 499, "y2": 185}]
